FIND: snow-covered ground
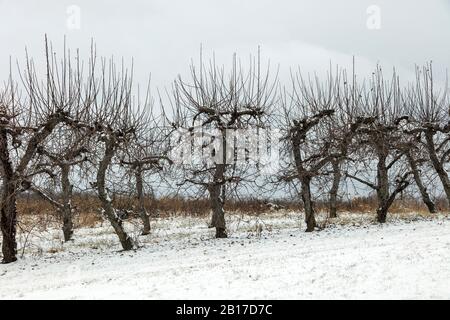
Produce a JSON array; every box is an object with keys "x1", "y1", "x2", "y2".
[{"x1": 1, "y1": 211, "x2": 450, "y2": 299}]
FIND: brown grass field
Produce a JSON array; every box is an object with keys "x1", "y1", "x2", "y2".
[{"x1": 16, "y1": 193, "x2": 448, "y2": 230}]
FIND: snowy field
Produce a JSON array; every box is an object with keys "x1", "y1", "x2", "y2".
[{"x1": 1, "y1": 211, "x2": 450, "y2": 299}]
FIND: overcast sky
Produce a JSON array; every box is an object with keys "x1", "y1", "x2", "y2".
[
  {"x1": 0, "y1": 0, "x2": 449, "y2": 90},
  {"x1": 1, "y1": 0, "x2": 448, "y2": 197}
]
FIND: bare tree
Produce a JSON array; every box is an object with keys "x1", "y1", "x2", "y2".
[
  {"x1": 326, "y1": 65, "x2": 366, "y2": 218},
  {"x1": 88, "y1": 59, "x2": 150, "y2": 250},
  {"x1": 279, "y1": 68, "x2": 363, "y2": 230},
  {"x1": 346, "y1": 67, "x2": 411, "y2": 223},
  {"x1": 280, "y1": 107, "x2": 334, "y2": 231},
  {"x1": 169, "y1": 53, "x2": 277, "y2": 238},
  {"x1": 403, "y1": 64, "x2": 450, "y2": 208},
  {"x1": 0, "y1": 38, "x2": 89, "y2": 263},
  {"x1": 30, "y1": 126, "x2": 91, "y2": 241},
  {"x1": 120, "y1": 118, "x2": 172, "y2": 235},
  {"x1": 399, "y1": 133, "x2": 437, "y2": 213}
]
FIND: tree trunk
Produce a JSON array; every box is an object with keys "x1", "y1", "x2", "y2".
[
  {"x1": 208, "y1": 130, "x2": 227, "y2": 238},
  {"x1": 425, "y1": 131, "x2": 450, "y2": 206},
  {"x1": 376, "y1": 204, "x2": 388, "y2": 223},
  {"x1": 329, "y1": 159, "x2": 341, "y2": 218},
  {"x1": 301, "y1": 176, "x2": 316, "y2": 232},
  {"x1": 406, "y1": 151, "x2": 437, "y2": 213},
  {"x1": 60, "y1": 165, "x2": 74, "y2": 241},
  {"x1": 0, "y1": 128, "x2": 17, "y2": 263},
  {"x1": 0, "y1": 112, "x2": 65, "y2": 262},
  {"x1": 209, "y1": 182, "x2": 227, "y2": 238},
  {"x1": 0, "y1": 181, "x2": 17, "y2": 264},
  {"x1": 135, "y1": 167, "x2": 151, "y2": 235},
  {"x1": 97, "y1": 139, "x2": 134, "y2": 250},
  {"x1": 376, "y1": 151, "x2": 389, "y2": 223},
  {"x1": 291, "y1": 135, "x2": 316, "y2": 232}
]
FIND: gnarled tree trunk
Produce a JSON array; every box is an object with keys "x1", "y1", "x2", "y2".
[
  {"x1": 135, "y1": 166, "x2": 151, "y2": 235},
  {"x1": 97, "y1": 139, "x2": 134, "y2": 250},
  {"x1": 209, "y1": 182, "x2": 227, "y2": 238},
  {"x1": 376, "y1": 151, "x2": 390, "y2": 223},
  {"x1": 208, "y1": 131, "x2": 227, "y2": 238},
  {"x1": 329, "y1": 159, "x2": 341, "y2": 218},
  {"x1": 292, "y1": 135, "x2": 317, "y2": 232},
  {"x1": 424, "y1": 131, "x2": 450, "y2": 206},
  {"x1": 0, "y1": 181, "x2": 17, "y2": 264},
  {"x1": 60, "y1": 165, "x2": 74, "y2": 241},
  {"x1": 406, "y1": 150, "x2": 436, "y2": 213},
  {"x1": 0, "y1": 128, "x2": 17, "y2": 263},
  {"x1": 375, "y1": 148, "x2": 410, "y2": 223},
  {"x1": 301, "y1": 176, "x2": 316, "y2": 232}
]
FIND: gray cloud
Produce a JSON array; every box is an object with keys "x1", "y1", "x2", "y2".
[{"x1": 0, "y1": 0, "x2": 449, "y2": 89}]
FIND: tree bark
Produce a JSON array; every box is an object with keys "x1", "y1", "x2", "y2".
[
  {"x1": 97, "y1": 138, "x2": 134, "y2": 250},
  {"x1": 375, "y1": 149, "x2": 410, "y2": 223},
  {"x1": 376, "y1": 151, "x2": 390, "y2": 223},
  {"x1": 424, "y1": 131, "x2": 450, "y2": 206},
  {"x1": 0, "y1": 182, "x2": 17, "y2": 264},
  {"x1": 208, "y1": 130, "x2": 227, "y2": 238},
  {"x1": 0, "y1": 128, "x2": 17, "y2": 263},
  {"x1": 60, "y1": 165, "x2": 74, "y2": 241},
  {"x1": 291, "y1": 134, "x2": 317, "y2": 232},
  {"x1": 406, "y1": 151, "x2": 437, "y2": 213},
  {"x1": 135, "y1": 166, "x2": 151, "y2": 235},
  {"x1": 209, "y1": 181, "x2": 227, "y2": 238},
  {"x1": 301, "y1": 176, "x2": 316, "y2": 232},
  {"x1": 329, "y1": 159, "x2": 341, "y2": 218}
]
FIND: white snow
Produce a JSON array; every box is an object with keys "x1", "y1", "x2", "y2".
[{"x1": 1, "y1": 211, "x2": 450, "y2": 299}]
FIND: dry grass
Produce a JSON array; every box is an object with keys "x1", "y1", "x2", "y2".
[
  {"x1": 336, "y1": 195, "x2": 448, "y2": 215},
  {"x1": 17, "y1": 193, "x2": 448, "y2": 229},
  {"x1": 14, "y1": 194, "x2": 448, "y2": 258}
]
